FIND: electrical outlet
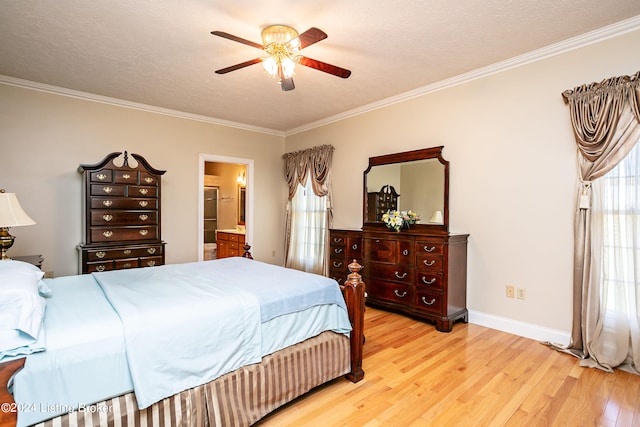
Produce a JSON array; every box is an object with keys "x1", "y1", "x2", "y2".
[
  {"x1": 44, "y1": 271, "x2": 54, "y2": 279},
  {"x1": 506, "y1": 285, "x2": 515, "y2": 298},
  {"x1": 517, "y1": 287, "x2": 526, "y2": 300}
]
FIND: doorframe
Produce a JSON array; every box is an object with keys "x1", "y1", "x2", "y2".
[{"x1": 198, "y1": 154, "x2": 254, "y2": 261}]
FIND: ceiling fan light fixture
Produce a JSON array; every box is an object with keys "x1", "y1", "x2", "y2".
[{"x1": 261, "y1": 25, "x2": 300, "y2": 82}]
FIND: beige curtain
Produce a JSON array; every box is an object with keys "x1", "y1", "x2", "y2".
[
  {"x1": 556, "y1": 71, "x2": 640, "y2": 371},
  {"x1": 283, "y1": 145, "x2": 334, "y2": 274}
]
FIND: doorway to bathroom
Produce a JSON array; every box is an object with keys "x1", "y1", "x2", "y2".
[{"x1": 198, "y1": 154, "x2": 253, "y2": 261}]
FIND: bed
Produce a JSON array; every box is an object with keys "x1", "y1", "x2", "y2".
[{"x1": 0, "y1": 253, "x2": 365, "y2": 427}]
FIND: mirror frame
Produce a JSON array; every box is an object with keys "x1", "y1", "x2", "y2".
[{"x1": 363, "y1": 146, "x2": 449, "y2": 232}]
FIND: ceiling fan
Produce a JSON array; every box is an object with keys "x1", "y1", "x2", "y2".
[{"x1": 211, "y1": 25, "x2": 351, "y2": 91}]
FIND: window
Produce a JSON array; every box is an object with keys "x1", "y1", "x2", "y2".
[
  {"x1": 286, "y1": 174, "x2": 327, "y2": 274},
  {"x1": 596, "y1": 140, "x2": 639, "y2": 363}
]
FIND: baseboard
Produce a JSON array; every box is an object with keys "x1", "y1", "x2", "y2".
[{"x1": 468, "y1": 310, "x2": 571, "y2": 346}]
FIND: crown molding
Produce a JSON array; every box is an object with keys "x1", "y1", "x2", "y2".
[
  {"x1": 2, "y1": 14, "x2": 639, "y2": 138},
  {"x1": 286, "y1": 14, "x2": 640, "y2": 136},
  {"x1": 0, "y1": 75, "x2": 286, "y2": 137}
]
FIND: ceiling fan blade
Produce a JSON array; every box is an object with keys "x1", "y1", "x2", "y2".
[
  {"x1": 211, "y1": 31, "x2": 264, "y2": 50},
  {"x1": 296, "y1": 27, "x2": 328, "y2": 49},
  {"x1": 298, "y1": 56, "x2": 351, "y2": 78},
  {"x1": 280, "y1": 77, "x2": 295, "y2": 91},
  {"x1": 215, "y1": 58, "x2": 262, "y2": 74}
]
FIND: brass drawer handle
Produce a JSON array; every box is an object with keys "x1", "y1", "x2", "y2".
[
  {"x1": 123, "y1": 249, "x2": 131, "y2": 255},
  {"x1": 147, "y1": 248, "x2": 156, "y2": 254},
  {"x1": 103, "y1": 231, "x2": 113, "y2": 238},
  {"x1": 103, "y1": 186, "x2": 113, "y2": 193},
  {"x1": 352, "y1": 244, "x2": 359, "y2": 250},
  {"x1": 139, "y1": 201, "x2": 148, "y2": 207},
  {"x1": 139, "y1": 230, "x2": 149, "y2": 236},
  {"x1": 123, "y1": 263, "x2": 132, "y2": 268},
  {"x1": 402, "y1": 249, "x2": 409, "y2": 256},
  {"x1": 423, "y1": 260, "x2": 436, "y2": 266},
  {"x1": 395, "y1": 271, "x2": 407, "y2": 279},
  {"x1": 96, "y1": 173, "x2": 107, "y2": 181},
  {"x1": 96, "y1": 251, "x2": 106, "y2": 259},
  {"x1": 144, "y1": 177, "x2": 154, "y2": 184},
  {"x1": 422, "y1": 297, "x2": 436, "y2": 306},
  {"x1": 139, "y1": 214, "x2": 149, "y2": 221},
  {"x1": 394, "y1": 290, "x2": 407, "y2": 298},
  {"x1": 102, "y1": 214, "x2": 113, "y2": 222},
  {"x1": 424, "y1": 245, "x2": 436, "y2": 252},
  {"x1": 96, "y1": 265, "x2": 106, "y2": 272},
  {"x1": 333, "y1": 237, "x2": 343, "y2": 243},
  {"x1": 147, "y1": 260, "x2": 156, "y2": 267},
  {"x1": 122, "y1": 173, "x2": 131, "y2": 179},
  {"x1": 103, "y1": 200, "x2": 113, "y2": 207},
  {"x1": 333, "y1": 261, "x2": 343, "y2": 268},
  {"x1": 139, "y1": 188, "x2": 149, "y2": 195},
  {"x1": 334, "y1": 248, "x2": 343, "y2": 254},
  {"x1": 422, "y1": 277, "x2": 436, "y2": 285}
]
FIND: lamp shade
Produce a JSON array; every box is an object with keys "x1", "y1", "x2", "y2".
[
  {"x1": 428, "y1": 210, "x2": 443, "y2": 224},
  {"x1": 0, "y1": 191, "x2": 36, "y2": 227}
]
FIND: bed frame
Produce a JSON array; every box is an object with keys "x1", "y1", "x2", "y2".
[{"x1": 0, "y1": 256, "x2": 365, "y2": 427}]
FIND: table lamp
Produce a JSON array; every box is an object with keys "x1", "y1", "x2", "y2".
[{"x1": 0, "y1": 189, "x2": 36, "y2": 260}]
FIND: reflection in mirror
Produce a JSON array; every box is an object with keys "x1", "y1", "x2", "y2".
[
  {"x1": 366, "y1": 159, "x2": 444, "y2": 223},
  {"x1": 364, "y1": 146, "x2": 449, "y2": 230},
  {"x1": 238, "y1": 186, "x2": 246, "y2": 225}
]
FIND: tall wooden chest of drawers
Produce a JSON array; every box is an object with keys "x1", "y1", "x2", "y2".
[
  {"x1": 77, "y1": 151, "x2": 166, "y2": 274},
  {"x1": 362, "y1": 228, "x2": 468, "y2": 332}
]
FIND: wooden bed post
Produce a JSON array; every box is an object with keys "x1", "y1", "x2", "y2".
[
  {"x1": 341, "y1": 259, "x2": 365, "y2": 382},
  {"x1": 241, "y1": 243, "x2": 253, "y2": 259},
  {"x1": 0, "y1": 358, "x2": 24, "y2": 427}
]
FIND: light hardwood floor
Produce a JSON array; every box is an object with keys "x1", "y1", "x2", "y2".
[{"x1": 257, "y1": 307, "x2": 640, "y2": 427}]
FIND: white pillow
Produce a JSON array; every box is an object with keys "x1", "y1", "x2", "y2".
[{"x1": 0, "y1": 260, "x2": 47, "y2": 356}]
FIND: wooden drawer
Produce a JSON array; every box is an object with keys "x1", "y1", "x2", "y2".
[
  {"x1": 364, "y1": 238, "x2": 397, "y2": 263},
  {"x1": 415, "y1": 290, "x2": 444, "y2": 315},
  {"x1": 90, "y1": 226, "x2": 158, "y2": 243},
  {"x1": 91, "y1": 184, "x2": 126, "y2": 197},
  {"x1": 91, "y1": 198, "x2": 158, "y2": 210},
  {"x1": 139, "y1": 172, "x2": 158, "y2": 186},
  {"x1": 90, "y1": 170, "x2": 113, "y2": 183},
  {"x1": 416, "y1": 254, "x2": 443, "y2": 271},
  {"x1": 367, "y1": 280, "x2": 413, "y2": 305},
  {"x1": 129, "y1": 186, "x2": 157, "y2": 198},
  {"x1": 364, "y1": 238, "x2": 412, "y2": 265},
  {"x1": 417, "y1": 272, "x2": 444, "y2": 291},
  {"x1": 113, "y1": 171, "x2": 138, "y2": 184},
  {"x1": 91, "y1": 211, "x2": 157, "y2": 226},
  {"x1": 86, "y1": 262, "x2": 114, "y2": 273},
  {"x1": 140, "y1": 256, "x2": 163, "y2": 268},
  {"x1": 346, "y1": 236, "x2": 363, "y2": 260},
  {"x1": 115, "y1": 258, "x2": 139, "y2": 270},
  {"x1": 365, "y1": 262, "x2": 413, "y2": 284},
  {"x1": 86, "y1": 245, "x2": 163, "y2": 261},
  {"x1": 416, "y1": 240, "x2": 445, "y2": 255}
]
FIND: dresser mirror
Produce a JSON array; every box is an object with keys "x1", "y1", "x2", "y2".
[{"x1": 363, "y1": 146, "x2": 449, "y2": 231}]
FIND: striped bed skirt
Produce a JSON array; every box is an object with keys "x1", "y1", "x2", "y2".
[{"x1": 32, "y1": 331, "x2": 350, "y2": 427}]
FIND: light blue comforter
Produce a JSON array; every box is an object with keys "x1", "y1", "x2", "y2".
[{"x1": 92, "y1": 257, "x2": 349, "y2": 409}]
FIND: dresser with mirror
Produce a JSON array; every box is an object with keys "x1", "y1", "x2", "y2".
[{"x1": 329, "y1": 146, "x2": 468, "y2": 332}]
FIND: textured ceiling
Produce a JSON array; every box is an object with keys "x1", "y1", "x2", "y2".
[{"x1": 1, "y1": 1, "x2": 640, "y2": 134}]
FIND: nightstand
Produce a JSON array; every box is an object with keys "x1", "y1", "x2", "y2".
[{"x1": 13, "y1": 254, "x2": 44, "y2": 270}]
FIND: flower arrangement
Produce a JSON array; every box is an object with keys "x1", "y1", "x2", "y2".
[{"x1": 382, "y1": 210, "x2": 420, "y2": 232}]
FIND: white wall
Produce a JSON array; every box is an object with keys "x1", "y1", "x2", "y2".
[
  {"x1": 285, "y1": 28, "x2": 640, "y2": 341},
  {"x1": 0, "y1": 84, "x2": 287, "y2": 276},
  {"x1": 2, "y1": 26, "x2": 639, "y2": 343}
]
